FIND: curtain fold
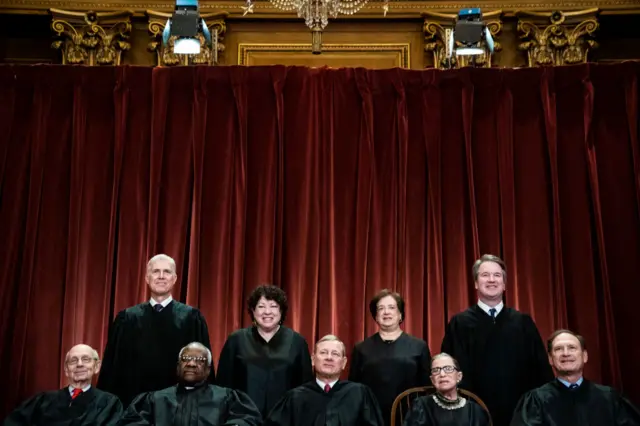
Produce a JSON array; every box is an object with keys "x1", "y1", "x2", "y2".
[{"x1": 1, "y1": 63, "x2": 640, "y2": 417}]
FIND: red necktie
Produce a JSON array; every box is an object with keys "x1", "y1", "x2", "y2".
[
  {"x1": 324, "y1": 384, "x2": 331, "y2": 393},
  {"x1": 71, "y1": 388, "x2": 83, "y2": 399}
]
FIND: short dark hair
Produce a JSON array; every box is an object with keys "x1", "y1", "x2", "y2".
[
  {"x1": 472, "y1": 254, "x2": 507, "y2": 282},
  {"x1": 247, "y1": 284, "x2": 289, "y2": 323},
  {"x1": 369, "y1": 289, "x2": 405, "y2": 321},
  {"x1": 547, "y1": 329, "x2": 587, "y2": 354}
]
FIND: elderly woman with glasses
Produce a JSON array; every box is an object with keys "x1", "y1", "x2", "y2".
[{"x1": 403, "y1": 353, "x2": 490, "y2": 426}]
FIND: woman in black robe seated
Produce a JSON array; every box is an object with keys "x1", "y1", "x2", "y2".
[
  {"x1": 216, "y1": 284, "x2": 314, "y2": 417},
  {"x1": 404, "y1": 353, "x2": 491, "y2": 426},
  {"x1": 349, "y1": 289, "x2": 432, "y2": 426}
]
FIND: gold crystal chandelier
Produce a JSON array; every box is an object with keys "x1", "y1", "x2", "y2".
[{"x1": 241, "y1": 0, "x2": 390, "y2": 53}]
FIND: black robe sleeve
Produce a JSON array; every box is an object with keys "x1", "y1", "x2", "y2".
[
  {"x1": 361, "y1": 384, "x2": 386, "y2": 426},
  {"x1": 522, "y1": 315, "x2": 553, "y2": 389},
  {"x1": 440, "y1": 317, "x2": 472, "y2": 390},
  {"x1": 3, "y1": 393, "x2": 46, "y2": 425},
  {"x1": 92, "y1": 393, "x2": 123, "y2": 426},
  {"x1": 402, "y1": 397, "x2": 429, "y2": 426},
  {"x1": 118, "y1": 392, "x2": 155, "y2": 425},
  {"x1": 97, "y1": 311, "x2": 127, "y2": 395},
  {"x1": 509, "y1": 390, "x2": 547, "y2": 426},
  {"x1": 348, "y1": 346, "x2": 362, "y2": 382},
  {"x1": 615, "y1": 393, "x2": 640, "y2": 426},
  {"x1": 216, "y1": 336, "x2": 236, "y2": 389},
  {"x1": 418, "y1": 344, "x2": 431, "y2": 386},
  {"x1": 224, "y1": 389, "x2": 264, "y2": 426},
  {"x1": 295, "y1": 339, "x2": 314, "y2": 386},
  {"x1": 264, "y1": 390, "x2": 295, "y2": 426},
  {"x1": 192, "y1": 309, "x2": 215, "y2": 382}
]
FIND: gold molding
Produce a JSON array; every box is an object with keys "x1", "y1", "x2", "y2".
[
  {"x1": 50, "y1": 8, "x2": 133, "y2": 65},
  {"x1": 147, "y1": 10, "x2": 228, "y2": 66},
  {"x1": 2, "y1": 1, "x2": 639, "y2": 16},
  {"x1": 423, "y1": 10, "x2": 502, "y2": 69},
  {"x1": 238, "y1": 43, "x2": 410, "y2": 68},
  {"x1": 516, "y1": 8, "x2": 599, "y2": 66}
]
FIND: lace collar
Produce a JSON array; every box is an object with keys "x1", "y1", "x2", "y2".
[{"x1": 432, "y1": 392, "x2": 467, "y2": 410}]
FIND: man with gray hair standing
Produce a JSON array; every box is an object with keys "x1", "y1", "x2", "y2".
[
  {"x1": 119, "y1": 342, "x2": 262, "y2": 425},
  {"x1": 441, "y1": 254, "x2": 553, "y2": 426},
  {"x1": 265, "y1": 334, "x2": 384, "y2": 426},
  {"x1": 97, "y1": 254, "x2": 212, "y2": 406},
  {"x1": 3, "y1": 344, "x2": 122, "y2": 425}
]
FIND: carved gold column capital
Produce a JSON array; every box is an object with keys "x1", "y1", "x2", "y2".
[
  {"x1": 147, "y1": 10, "x2": 228, "y2": 67},
  {"x1": 516, "y1": 9, "x2": 599, "y2": 67},
  {"x1": 423, "y1": 10, "x2": 502, "y2": 70},
  {"x1": 50, "y1": 9, "x2": 132, "y2": 66}
]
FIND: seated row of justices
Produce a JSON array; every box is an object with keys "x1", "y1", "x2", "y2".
[
  {"x1": 5, "y1": 253, "x2": 638, "y2": 426},
  {"x1": 5, "y1": 332, "x2": 639, "y2": 425}
]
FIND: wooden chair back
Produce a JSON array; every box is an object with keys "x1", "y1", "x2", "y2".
[{"x1": 389, "y1": 385, "x2": 493, "y2": 426}]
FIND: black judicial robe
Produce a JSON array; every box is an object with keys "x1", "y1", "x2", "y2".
[
  {"x1": 217, "y1": 326, "x2": 313, "y2": 417},
  {"x1": 97, "y1": 301, "x2": 212, "y2": 406},
  {"x1": 3, "y1": 387, "x2": 122, "y2": 426},
  {"x1": 265, "y1": 380, "x2": 385, "y2": 426},
  {"x1": 118, "y1": 383, "x2": 262, "y2": 426},
  {"x1": 510, "y1": 379, "x2": 640, "y2": 426},
  {"x1": 441, "y1": 306, "x2": 553, "y2": 426},
  {"x1": 349, "y1": 333, "x2": 431, "y2": 426},
  {"x1": 403, "y1": 395, "x2": 491, "y2": 426}
]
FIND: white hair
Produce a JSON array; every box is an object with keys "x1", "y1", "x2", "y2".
[
  {"x1": 65, "y1": 344, "x2": 100, "y2": 362},
  {"x1": 147, "y1": 254, "x2": 177, "y2": 275},
  {"x1": 179, "y1": 342, "x2": 212, "y2": 366},
  {"x1": 314, "y1": 334, "x2": 346, "y2": 357}
]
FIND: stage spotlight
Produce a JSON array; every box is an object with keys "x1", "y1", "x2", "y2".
[
  {"x1": 453, "y1": 8, "x2": 494, "y2": 56},
  {"x1": 162, "y1": 0, "x2": 212, "y2": 55}
]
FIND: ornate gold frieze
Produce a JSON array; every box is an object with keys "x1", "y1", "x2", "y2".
[
  {"x1": 516, "y1": 8, "x2": 599, "y2": 67},
  {"x1": 2, "y1": 0, "x2": 639, "y2": 16},
  {"x1": 50, "y1": 8, "x2": 132, "y2": 65},
  {"x1": 423, "y1": 10, "x2": 502, "y2": 70},
  {"x1": 147, "y1": 10, "x2": 227, "y2": 66}
]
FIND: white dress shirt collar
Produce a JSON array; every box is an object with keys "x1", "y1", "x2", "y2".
[
  {"x1": 477, "y1": 299, "x2": 504, "y2": 316},
  {"x1": 316, "y1": 378, "x2": 339, "y2": 390},
  {"x1": 150, "y1": 296, "x2": 173, "y2": 308},
  {"x1": 68, "y1": 384, "x2": 91, "y2": 395}
]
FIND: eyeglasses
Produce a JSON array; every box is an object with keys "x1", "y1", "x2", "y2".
[
  {"x1": 180, "y1": 355, "x2": 208, "y2": 365},
  {"x1": 67, "y1": 356, "x2": 94, "y2": 366},
  {"x1": 430, "y1": 365, "x2": 458, "y2": 375}
]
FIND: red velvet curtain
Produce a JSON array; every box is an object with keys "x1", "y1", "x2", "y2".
[{"x1": 1, "y1": 62, "x2": 639, "y2": 416}]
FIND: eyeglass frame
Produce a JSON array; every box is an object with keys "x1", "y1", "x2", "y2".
[
  {"x1": 66, "y1": 356, "x2": 97, "y2": 366},
  {"x1": 179, "y1": 355, "x2": 208, "y2": 365},
  {"x1": 430, "y1": 365, "x2": 459, "y2": 375}
]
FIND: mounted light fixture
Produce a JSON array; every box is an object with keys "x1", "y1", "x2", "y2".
[
  {"x1": 451, "y1": 8, "x2": 494, "y2": 56},
  {"x1": 162, "y1": 0, "x2": 212, "y2": 55}
]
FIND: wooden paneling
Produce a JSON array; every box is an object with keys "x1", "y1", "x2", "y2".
[
  {"x1": 238, "y1": 43, "x2": 410, "y2": 68},
  {"x1": 225, "y1": 20, "x2": 424, "y2": 68}
]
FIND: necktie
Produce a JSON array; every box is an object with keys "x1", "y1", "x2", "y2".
[
  {"x1": 153, "y1": 304, "x2": 163, "y2": 312},
  {"x1": 324, "y1": 384, "x2": 331, "y2": 393},
  {"x1": 569, "y1": 384, "x2": 579, "y2": 390},
  {"x1": 489, "y1": 308, "x2": 497, "y2": 322},
  {"x1": 71, "y1": 388, "x2": 83, "y2": 399}
]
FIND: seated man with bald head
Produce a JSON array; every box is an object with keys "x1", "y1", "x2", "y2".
[
  {"x1": 265, "y1": 334, "x2": 384, "y2": 426},
  {"x1": 3, "y1": 344, "x2": 122, "y2": 426},
  {"x1": 119, "y1": 342, "x2": 261, "y2": 426},
  {"x1": 510, "y1": 329, "x2": 640, "y2": 426}
]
